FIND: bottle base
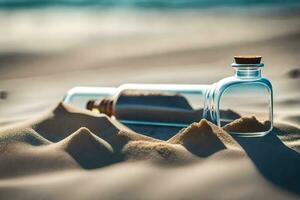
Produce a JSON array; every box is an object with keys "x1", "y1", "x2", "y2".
[{"x1": 228, "y1": 128, "x2": 272, "y2": 137}]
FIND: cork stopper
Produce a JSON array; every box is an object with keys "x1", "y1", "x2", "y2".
[
  {"x1": 86, "y1": 98, "x2": 114, "y2": 117},
  {"x1": 234, "y1": 56, "x2": 262, "y2": 64}
]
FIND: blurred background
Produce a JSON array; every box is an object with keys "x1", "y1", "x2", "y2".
[{"x1": 0, "y1": 0, "x2": 300, "y2": 126}]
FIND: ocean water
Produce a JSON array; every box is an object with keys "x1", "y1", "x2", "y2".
[{"x1": 0, "y1": 0, "x2": 299, "y2": 9}]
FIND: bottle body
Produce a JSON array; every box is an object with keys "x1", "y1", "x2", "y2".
[
  {"x1": 64, "y1": 84, "x2": 211, "y2": 127},
  {"x1": 63, "y1": 56, "x2": 273, "y2": 137},
  {"x1": 210, "y1": 76, "x2": 273, "y2": 136},
  {"x1": 112, "y1": 84, "x2": 210, "y2": 127}
]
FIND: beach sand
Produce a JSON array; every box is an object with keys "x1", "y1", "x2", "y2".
[{"x1": 0, "y1": 8, "x2": 299, "y2": 200}]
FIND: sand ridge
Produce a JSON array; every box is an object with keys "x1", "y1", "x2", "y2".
[
  {"x1": 168, "y1": 119, "x2": 240, "y2": 154},
  {"x1": 55, "y1": 127, "x2": 115, "y2": 169},
  {"x1": 0, "y1": 102, "x2": 245, "y2": 171},
  {"x1": 0, "y1": 127, "x2": 51, "y2": 150},
  {"x1": 223, "y1": 116, "x2": 271, "y2": 133},
  {"x1": 0, "y1": 101, "x2": 299, "y2": 199}
]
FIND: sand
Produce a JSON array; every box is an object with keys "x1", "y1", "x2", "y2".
[
  {"x1": 0, "y1": 102, "x2": 299, "y2": 200},
  {"x1": 223, "y1": 116, "x2": 271, "y2": 133},
  {"x1": 0, "y1": 8, "x2": 300, "y2": 200}
]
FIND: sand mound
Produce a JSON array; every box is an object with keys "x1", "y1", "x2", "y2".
[
  {"x1": 123, "y1": 140, "x2": 195, "y2": 163},
  {"x1": 0, "y1": 102, "x2": 162, "y2": 171},
  {"x1": 31, "y1": 102, "x2": 154, "y2": 145},
  {"x1": 0, "y1": 128, "x2": 51, "y2": 151},
  {"x1": 30, "y1": 102, "x2": 124, "y2": 142},
  {"x1": 57, "y1": 127, "x2": 115, "y2": 169},
  {"x1": 168, "y1": 119, "x2": 239, "y2": 157},
  {"x1": 223, "y1": 116, "x2": 270, "y2": 133},
  {"x1": 0, "y1": 124, "x2": 80, "y2": 178}
]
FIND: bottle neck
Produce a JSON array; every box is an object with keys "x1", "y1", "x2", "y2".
[
  {"x1": 234, "y1": 68, "x2": 261, "y2": 79},
  {"x1": 232, "y1": 63, "x2": 263, "y2": 79}
]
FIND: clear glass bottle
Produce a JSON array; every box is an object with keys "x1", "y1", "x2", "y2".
[{"x1": 64, "y1": 56, "x2": 273, "y2": 137}]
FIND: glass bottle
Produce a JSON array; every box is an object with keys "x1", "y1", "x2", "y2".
[{"x1": 64, "y1": 56, "x2": 273, "y2": 137}]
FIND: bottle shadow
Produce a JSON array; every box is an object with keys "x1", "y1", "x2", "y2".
[{"x1": 234, "y1": 127, "x2": 300, "y2": 195}]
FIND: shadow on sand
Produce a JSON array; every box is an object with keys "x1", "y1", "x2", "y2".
[{"x1": 234, "y1": 127, "x2": 300, "y2": 195}]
